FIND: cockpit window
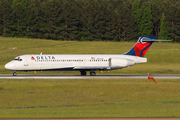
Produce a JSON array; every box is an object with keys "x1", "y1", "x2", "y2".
[{"x1": 14, "y1": 57, "x2": 22, "y2": 61}]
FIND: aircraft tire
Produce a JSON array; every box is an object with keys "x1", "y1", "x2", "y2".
[
  {"x1": 90, "y1": 72, "x2": 96, "y2": 76},
  {"x1": 13, "y1": 72, "x2": 17, "y2": 76},
  {"x1": 80, "y1": 71, "x2": 86, "y2": 76}
]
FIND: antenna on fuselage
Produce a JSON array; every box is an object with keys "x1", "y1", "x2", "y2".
[{"x1": 40, "y1": 52, "x2": 42, "y2": 55}]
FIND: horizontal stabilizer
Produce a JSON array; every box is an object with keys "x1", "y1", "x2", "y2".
[
  {"x1": 142, "y1": 39, "x2": 171, "y2": 42},
  {"x1": 140, "y1": 36, "x2": 171, "y2": 42}
]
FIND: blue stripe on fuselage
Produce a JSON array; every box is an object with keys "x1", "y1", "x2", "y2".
[{"x1": 18, "y1": 67, "x2": 74, "y2": 71}]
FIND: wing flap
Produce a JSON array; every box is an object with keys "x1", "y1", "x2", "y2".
[{"x1": 73, "y1": 66, "x2": 126, "y2": 70}]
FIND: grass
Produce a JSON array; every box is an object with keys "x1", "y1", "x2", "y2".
[
  {"x1": 0, "y1": 37, "x2": 180, "y2": 118},
  {"x1": 0, "y1": 78, "x2": 180, "y2": 118},
  {"x1": 0, "y1": 36, "x2": 180, "y2": 75}
]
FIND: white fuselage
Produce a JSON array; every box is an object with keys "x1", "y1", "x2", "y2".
[{"x1": 5, "y1": 54, "x2": 147, "y2": 71}]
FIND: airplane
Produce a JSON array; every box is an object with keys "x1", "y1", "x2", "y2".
[{"x1": 5, "y1": 36, "x2": 170, "y2": 76}]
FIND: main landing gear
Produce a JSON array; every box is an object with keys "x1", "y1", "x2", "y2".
[
  {"x1": 13, "y1": 71, "x2": 17, "y2": 76},
  {"x1": 80, "y1": 71, "x2": 87, "y2": 76},
  {"x1": 90, "y1": 71, "x2": 96, "y2": 76},
  {"x1": 80, "y1": 71, "x2": 96, "y2": 76}
]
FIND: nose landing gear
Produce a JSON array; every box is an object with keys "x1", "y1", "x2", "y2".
[{"x1": 13, "y1": 71, "x2": 17, "y2": 76}]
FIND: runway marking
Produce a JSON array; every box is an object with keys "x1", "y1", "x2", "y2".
[{"x1": 0, "y1": 75, "x2": 180, "y2": 79}]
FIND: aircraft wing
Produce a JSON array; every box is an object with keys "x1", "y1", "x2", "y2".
[{"x1": 73, "y1": 66, "x2": 126, "y2": 70}]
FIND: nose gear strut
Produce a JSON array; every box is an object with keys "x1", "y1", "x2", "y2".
[{"x1": 13, "y1": 71, "x2": 17, "y2": 76}]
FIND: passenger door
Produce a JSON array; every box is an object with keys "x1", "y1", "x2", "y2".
[{"x1": 24, "y1": 57, "x2": 29, "y2": 66}]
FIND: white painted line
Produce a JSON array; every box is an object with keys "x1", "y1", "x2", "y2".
[{"x1": 0, "y1": 75, "x2": 180, "y2": 79}]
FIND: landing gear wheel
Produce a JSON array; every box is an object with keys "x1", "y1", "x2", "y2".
[
  {"x1": 90, "y1": 71, "x2": 96, "y2": 76},
  {"x1": 13, "y1": 72, "x2": 17, "y2": 76},
  {"x1": 80, "y1": 71, "x2": 86, "y2": 76}
]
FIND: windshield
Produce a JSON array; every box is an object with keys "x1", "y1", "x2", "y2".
[{"x1": 13, "y1": 57, "x2": 22, "y2": 61}]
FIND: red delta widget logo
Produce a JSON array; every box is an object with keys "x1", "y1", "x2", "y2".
[{"x1": 31, "y1": 56, "x2": 56, "y2": 60}]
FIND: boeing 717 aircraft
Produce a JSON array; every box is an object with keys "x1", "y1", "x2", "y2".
[{"x1": 5, "y1": 36, "x2": 169, "y2": 76}]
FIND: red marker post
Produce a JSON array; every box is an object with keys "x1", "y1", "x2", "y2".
[{"x1": 147, "y1": 73, "x2": 157, "y2": 86}]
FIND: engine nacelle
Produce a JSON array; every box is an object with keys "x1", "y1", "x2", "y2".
[{"x1": 109, "y1": 58, "x2": 134, "y2": 67}]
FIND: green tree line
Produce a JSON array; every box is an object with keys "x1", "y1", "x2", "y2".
[{"x1": 0, "y1": 0, "x2": 180, "y2": 42}]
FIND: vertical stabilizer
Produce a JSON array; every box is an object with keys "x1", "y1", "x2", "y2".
[{"x1": 124, "y1": 36, "x2": 157, "y2": 57}]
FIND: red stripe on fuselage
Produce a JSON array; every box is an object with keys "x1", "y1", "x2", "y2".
[{"x1": 133, "y1": 43, "x2": 151, "y2": 57}]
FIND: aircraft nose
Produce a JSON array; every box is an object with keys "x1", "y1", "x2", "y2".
[{"x1": 5, "y1": 62, "x2": 15, "y2": 70}]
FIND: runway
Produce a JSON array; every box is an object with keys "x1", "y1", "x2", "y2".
[{"x1": 0, "y1": 74, "x2": 180, "y2": 79}]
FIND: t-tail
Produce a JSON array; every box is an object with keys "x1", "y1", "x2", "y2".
[{"x1": 124, "y1": 36, "x2": 170, "y2": 57}]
